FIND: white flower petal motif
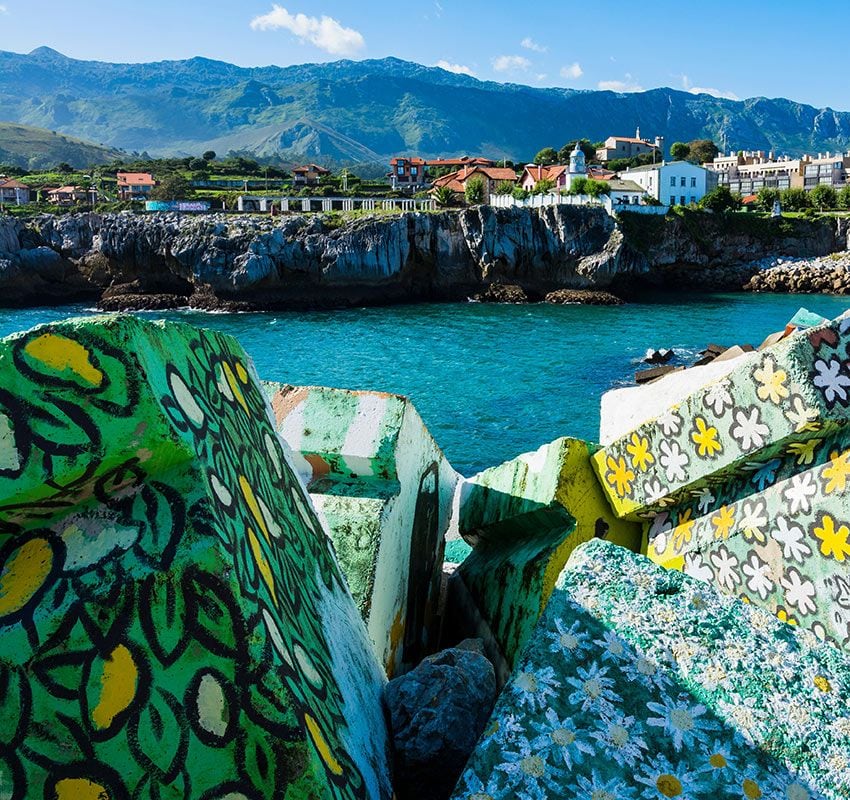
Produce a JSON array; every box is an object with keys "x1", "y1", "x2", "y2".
[
  {"x1": 730, "y1": 406, "x2": 769, "y2": 452},
  {"x1": 683, "y1": 552, "x2": 713, "y2": 583},
  {"x1": 741, "y1": 551, "x2": 774, "y2": 600},
  {"x1": 704, "y1": 382, "x2": 733, "y2": 417},
  {"x1": 656, "y1": 408, "x2": 682, "y2": 437},
  {"x1": 771, "y1": 516, "x2": 812, "y2": 562},
  {"x1": 710, "y1": 545, "x2": 741, "y2": 591},
  {"x1": 783, "y1": 471, "x2": 817, "y2": 515},
  {"x1": 646, "y1": 695, "x2": 714, "y2": 751},
  {"x1": 780, "y1": 567, "x2": 817, "y2": 616},
  {"x1": 813, "y1": 356, "x2": 850, "y2": 407},
  {"x1": 659, "y1": 439, "x2": 689, "y2": 483}
]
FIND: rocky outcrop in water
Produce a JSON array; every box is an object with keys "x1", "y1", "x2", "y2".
[{"x1": 0, "y1": 206, "x2": 843, "y2": 308}]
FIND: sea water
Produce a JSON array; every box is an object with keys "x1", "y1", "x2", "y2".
[{"x1": 3, "y1": 293, "x2": 848, "y2": 476}]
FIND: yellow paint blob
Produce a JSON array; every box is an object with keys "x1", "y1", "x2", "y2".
[
  {"x1": 91, "y1": 644, "x2": 138, "y2": 730},
  {"x1": 709, "y1": 753, "x2": 727, "y2": 768},
  {"x1": 304, "y1": 712, "x2": 343, "y2": 776},
  {"x1": 235, "y1": 360, "x2": 250, "y2": 384},
  {"x1": 248, "y1": 527, "x2": 277, "y2": 605},
  {"x1": 240, "y1": 476, "x2": 271, "y2": 543},
  {"x1": 813, "y1": 675, "x2": 832, "y2": 693},
  {"x1": 743, "y1": 779, "x2": 763, "y2": 799},
  {"x1": 223, "y1": 362, "x2": 249, "y2": 413},
  {"x1": 0, "y1": 536, "x2": 53, "y2": 618},
  {"x1": 24, "y1": 333, "x2": 103, "y2": 386},
  {"x1": 54, "y1": 778, "x2": 111, "y2": 800}
]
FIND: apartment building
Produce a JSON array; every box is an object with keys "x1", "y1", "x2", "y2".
[{"x1": 704, "y1": 150, "x2": 850, "y2": 194}]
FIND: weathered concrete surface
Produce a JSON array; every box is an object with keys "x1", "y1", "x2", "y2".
[
  {"x1": 453, "y1": 437, "x2": 642, "y2": 667},
  {"x1": 386, "y1": 640, "x2": 496, "y2": 800},
  {"x1": 454, "y1": 539, "x2": 850, "y2": 799},
  {"x1": 594, "y1": 313, "x2": 850, "y2": 519},
  {"x1": 0, "y1": 316, "x2": 391, "y2": 799},
  {"x1": 269, "y1": 384, "x2": 459, "y2": 676}
]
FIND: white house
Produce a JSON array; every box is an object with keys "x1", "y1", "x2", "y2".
[
  {"x1": 620, "y1": 161, "x2": 710, "y2": 206},
  {"x1": 607, "y1": 179, "x2": 646, "y2": 207}
]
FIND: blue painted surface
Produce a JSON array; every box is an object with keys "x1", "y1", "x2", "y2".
[{"x1": 2, "y1": 293, "x2": 849, "y2": 475}]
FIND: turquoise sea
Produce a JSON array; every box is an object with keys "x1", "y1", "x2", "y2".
[{"x1": 3, "y1": 293, "x2": 849, "y2": 476}]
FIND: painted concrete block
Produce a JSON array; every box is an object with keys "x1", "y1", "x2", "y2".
[
  {"x1": 594, "y1": 312, "x2": 850, "y2": 520},
  {"x1": 269, "y1": 384, "x2": 459, "y2": 676},
  {"x1": 454, "y1": 437, "x2": 642, "y2": 667},
  {"x1": 647, "y1": 427, "x2": 850, "y2": 651},
  {"x1": 0, "y1": 316, "x2": 391, "y2": 800},
  {"x1": 454, "y1": 539, "x2": 850, "y2": 800}
]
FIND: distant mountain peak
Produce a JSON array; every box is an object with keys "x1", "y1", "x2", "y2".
[{"x1": 28, "y1": 46, "x2": 68, "y2": 59}]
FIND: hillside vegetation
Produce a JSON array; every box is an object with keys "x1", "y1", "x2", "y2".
[
  {"x1": 0, "y1": 122, "x2": 124, "y2": 169},
  {"x1": 1, "y1": 48, "x2": 850, "y2": 164}
]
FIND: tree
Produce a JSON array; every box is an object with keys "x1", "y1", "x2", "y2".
[
  {"x1": 809, "y1": 184, "x2": 837, "y2": 211},
  {"x1": 54, "y1": 162, "x2": 74, "y2": 173},
  {"x1": 150, "y1": 174, "x2": 194, "y2": 201},
  {"x1": 494, "y1": 180, "x2": 515, "y2": 195},
  {"x1": 511, "y1": 186, "x2": 530, "y2": 200},
  {"x1": 586, "y1": 179, "x2": 611, "y2": 197},
  {"x1": 533, "y1": 147, "x2": 559, "y2": 166},
  {"x1": 202, "y1": 150, "x2": 216, "y2": 161},
  {"x1": 188, "y1": 158, "x2": 208, "y2": 171},
  {"x1": 756, "y1": 187, "x2": 780, "y2": 211},
  {"x1": 464, "y1": 176, "x2": 486, "y2": 205},
  {"x1": 699, "y1": 185, "x2": 740, "y2": 213},
  {"x1": 687, "y1": 139, "x2": 719, "y2": 164},
  {"x1": 780, "y1": 187, "x2": 810, "y2": 212},
  {"x1": 838, "y1": 186, "x2": 850, "y2": 210},
  {"x1": 433, "y1": 185, "x2": 455, "y2": 207},
  {"x1": 670, "y1": 142, "x2": 690, "y2": 161},
  {"x1": 532, "y1": 178, "x2": 556, "y2": 195},
  {"x1": 568, "y1": 176, "x2": 590, "y2": 196}
]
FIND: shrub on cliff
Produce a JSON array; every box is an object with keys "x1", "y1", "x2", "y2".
[
  {"x1": 809, "y1": 183, "x2": 838, "y2": 211},
  {"x1": 433, "y1": 185, "x2": 455, "y2": 207},
  {"x1": 780, "y1": 187, "x2": 810, "y2": 211},
  {"x1": 756, "y1": 187, "x2": 780, "y2": 211},
  {"x1": 464, "y1": 176, "x2": 486, "y2": 205},
  {"x1": 494, "y1": 180, "x2": 515, "y2": 195},
  {"x1": 699, "y1": 185, "x2": 740, "y2": 213},
  {"x1": 839, "y1": 186, "x2": 850, "y2": 210}
]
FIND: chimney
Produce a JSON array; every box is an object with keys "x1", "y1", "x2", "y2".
[{"x1": 463, "y1": 164, "x2": 469, "y2": 179}]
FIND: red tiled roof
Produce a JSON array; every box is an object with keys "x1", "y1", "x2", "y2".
[
  {"x1": 606, "y1": 137, "x2": 659, "y2": 146},
  {"x1": 49, "y1": 185, "x2": 85, "y2": 194},
  {"x1": 522, "y1": 165, "x2": 566, "y2": 182},
  {"x1": 117, "y1": 172, "x2": 155, "y2": 186},
  {"x1": 292, "y1": 164, "x2": 330, "y2": 174},
  {"x1": 0, "y1": 178, "x2": 28, "y2": 189},
  {"x1": 390, "y1": 157, "x2": 427, "y2": 166},
  {"x1": 426, "y1": 157, "x2": 495, "y2": 167}
]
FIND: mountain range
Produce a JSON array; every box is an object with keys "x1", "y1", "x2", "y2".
[{"x1": 2, "y1": 47, "x2": 850, "y2": 168}]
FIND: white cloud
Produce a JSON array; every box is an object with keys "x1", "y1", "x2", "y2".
[
  {"x1": 492, "y1": 54, "x2": 531, "y2": 72},
  {"x1": 434, "y1": 60, "x2": 476, "y2": 77},
  {"x1": 250, "y1": 5, "x2": 365, "y2": 56},
  {"x1": 560, "y1": 62, "x2": 583, "y2": 80},
  {"x1": 598, "y1": 74, "x2": 644, "y2": 93},
  {"x1": 681, "y1": 74, "x2": 739, "y2": 100},
  {"x1": 521, "y1": 37, "x2": 547, "y2": 53},
  {"x1": 0, "y1": 5, "x2": 7, "y2": 13},
  {"x1": 535, "y1": 73, "x2": 548, "y2": 82},
  {"x1": 434, "y1": 1, "x2": 443, "y2": 16}
]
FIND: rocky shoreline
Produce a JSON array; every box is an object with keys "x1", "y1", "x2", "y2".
[{"x1": 0, "y1": 207, "x2": 846, "y2": 309}]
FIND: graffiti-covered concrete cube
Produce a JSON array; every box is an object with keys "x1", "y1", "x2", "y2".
[
  {"x1": 269, "y1": 384, "x2": 459, "y2": 676},
  {"x1": 454, "y1": 539, "x2": 850, "y2": 800},
  {"x1": 0, "y1": 316, "x2": 391, "y2": 800},
  {"x1": 454, "y1": 437, "x2": 642, "y2": 667},
  {"x1": 593, "y1": 313, "x2": 850, "y2": 520},
  {"x1": 647, "y1": 426, "x2": 850, "y2": 651}
]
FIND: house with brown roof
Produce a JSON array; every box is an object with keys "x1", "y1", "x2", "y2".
[
  {"x1": 291, "y1": 164, "x2": 330, "y2": 187},
  {"x1": 117, "y1": 172, "x2": 156, "y2": 201},
  {"x1": 596, "y1": 129, "x2": 663, "y2": 163},
  {"x1": 389, "y1": 157, "x2": 428, "y2": 188},
  {"x1": 432, "y1": 165, "x2": 517, "y2": 198},
  {"x1": 46, "y1": 185, "x2": 95, "y2": 206},
  {"x1": 0, "y1": 178, "x2": 30, "y2": 205}
]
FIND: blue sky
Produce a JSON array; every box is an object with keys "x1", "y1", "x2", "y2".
[{"x1": 0, "y1": 0, "x2": 847, "y2": 109}]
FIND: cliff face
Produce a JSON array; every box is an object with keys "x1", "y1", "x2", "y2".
[{"x1": 0, "y1": 206, "x2": 841, "y2": 309}]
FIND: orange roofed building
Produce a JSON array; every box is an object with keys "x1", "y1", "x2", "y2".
[
  {"x1": 291, "y1": 164, "x2": 330, "y2": 187},
  {"x1": 117, "y1": 172, "x2": 156, "y2": 201},
  {"x1": 432, "y1": 165, "x2": 517, "y2": 197}
]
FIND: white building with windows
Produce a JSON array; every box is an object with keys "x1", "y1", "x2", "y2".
[{"x1": 620, "y1": 161, "x2": 710, "y2": 206}]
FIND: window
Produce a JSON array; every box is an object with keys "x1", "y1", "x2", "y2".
[
  {"x1": 411, "y1": 167, "x2": 418, "y2": 176},
  {"x1": 681, "y1": 196, "x2": 686, "y2": 205},
  {"x1": 397, "y1": 166, "x2": 404, "y2": 175},
  {"x1": 680, "y1": 177, "x2": 686, "y2": 187},
  {"x1": 669, "y1": 195, "x2": 676, "y2": 205},
  {"x1": 670, "y1": 176, "x2": 676, "y2": 187},
  {"x1": 690, "y1": 196, "x2": 696, "y2": 204},
  {"x1": 691, "y1": 177, "x2": 696, "y2": 187}
]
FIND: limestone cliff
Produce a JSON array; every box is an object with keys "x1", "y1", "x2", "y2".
[{"x1": 0, "y1": 206, "x2": 841, "y2": 308}]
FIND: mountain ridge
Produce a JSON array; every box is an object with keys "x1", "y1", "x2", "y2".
[{"x1": 1, "y1": 48, "x2": 849, "y2": 165}]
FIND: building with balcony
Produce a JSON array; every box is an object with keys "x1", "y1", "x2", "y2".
[
  {"x1": 389, "y1": 157, "x2": 428, "y2": 189},
  {"x1": 291, "y1": 164, "x2": 330, "y2": 187},
  {"x1": 0, "y1": 178, "x2": 30, "y2": 205},
  {"x1": 117, "y1": 172, "x2": 157, "y2": 201}
]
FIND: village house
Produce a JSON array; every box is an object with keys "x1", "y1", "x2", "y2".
[
  {"x1": 519, "y1": 164, "x2": 567, "y2": 192},
  {"x1": 621, "y1": 161, "x2": 710, "y2": 206},
  {"x1": 596, "y1": 129, "x2": 663, "y2": 163},
  {"x1": 46, "y1": 185, "x2": 95, "y2": 205},
  {"x1": 291, "y1": 164, "x2": 330, "y2": 187},
  {"x1": 432, "y1": 164, "x2": 517, "y2": 197},
  {"x1": 389, "y1": 157, "x2": 428, "y2": 189},
  {"x1": 607, "y1": 179, "x2": 648, "y2": 206},
  {"x1": 0, "y1": 178, "x2": 30, "y2": 205},
  {"x1": 117, "y1": 172, "x2": 156, "y2": 201}
]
